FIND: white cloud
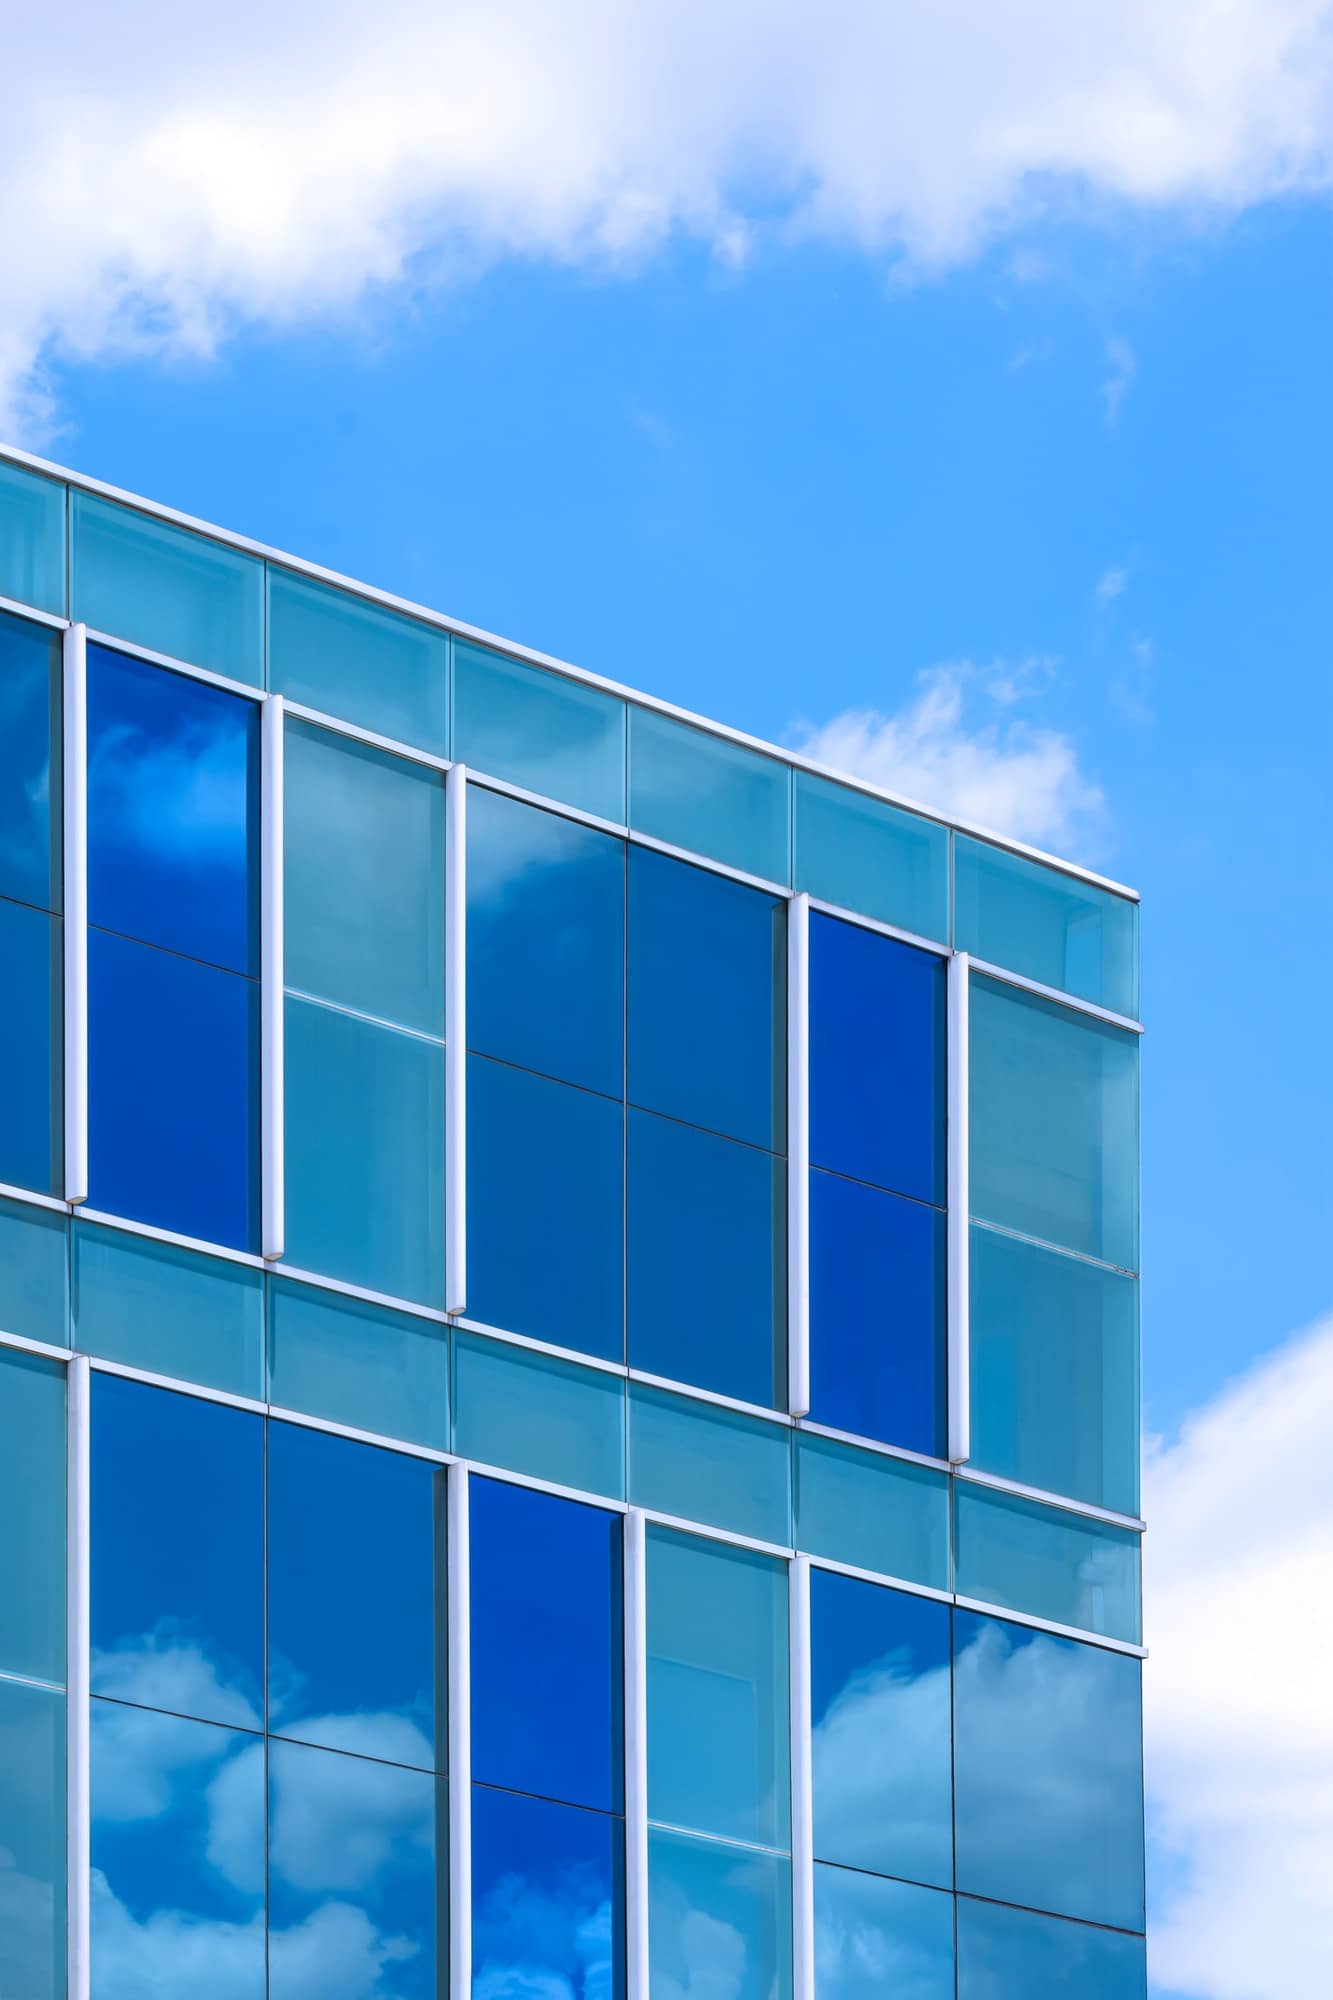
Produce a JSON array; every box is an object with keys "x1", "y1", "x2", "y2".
[
  {"x1": 1101, "y1": 336, "x2": 1138, "y2": 427},
  {"x1": 1145, "y1": 1314, "x2": 1333, "y2": 1996},
  {"x1": 3, "y1": 0, "x2": 1333, "y2": 431},
  {"x1": 1096, "y1": 565, "x2": 1130, "y2": 602}
]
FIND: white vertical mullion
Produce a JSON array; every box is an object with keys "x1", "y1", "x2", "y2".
[
  {"x1": 445, "y1": 765, "x2": 468, "y2": 1316},
  {"x1": 67, "y1": 1353, "x2": 91, "y2": 2000},
  {"x1": 787, "y1": 892, "x2": 811, "y2": 1417},
  {"x1": 789, "y1": 1554, "x2": 814, "y2": 2000},
  {"x1": 947, "y1": 951, "x2": 971, "y2": 1465},
  {"x1": 447, "y1": 1460, "x2": 471, "y2": 2000},
  {"x1": 624, "y1": 1508, "x2": 649, "y2": 2000},
  {"x1": 261, "y1": 695, "x2": 285, "y2": 1261},
  {"x1": 63, "y1": 624, "x2": 88, "y2": 1207}
]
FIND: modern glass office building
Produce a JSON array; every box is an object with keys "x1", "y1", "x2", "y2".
[{"x1": 0, "y1": 443, "x2": 1145, "y2": 2000}]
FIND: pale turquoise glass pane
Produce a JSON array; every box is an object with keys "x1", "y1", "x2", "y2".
[
  {"x1": 794, "y1": 771, "x2": 948, "y2": 941},
  {"x1": 268, "y1": 1276, "x2": 449, "y2": 1450},
  {"x1": 629, "y1": 706, "x2": 792, "y2": 883},
  {"x1": 651, "y1": 1830, "x2": 791, "y2": 2000},
  {"x1": 647, "y1": 1526, "x2": 789, "y2": 1847},
  {"x1": 955, "y1": 834, "x2": 1139, "y2": 1019},
  {"x1": 958, "y1": 1900, "x2": 1145, "y2": 1999},
  {"x1": 631, "y1": 1385, "x2": 790, "y2": 1546},
  {"x1": 795, "y1": 1433, "x2": 948, "y2": 1590},
  {"x1": 0, "y1": 1194, "x2": 67, "y2": 1347},
  {"x1": 954, "y1": 1483, "x2": 1141, "y2": 1643},
  {"x1": 285, "y1": 997, "x2": 445, "y2": 1307},
  {"x1": 454, "y1": 1332, "x2": 624, "y2": 1499},
  {"x1": 0, "y1": 1348, "x2": 65, "y2": 1684},
  {"x1": 454, "y1": 639, "x2": 626, "y2": 821},
  {"x1": 0, "y1": 1678, "x2": 65, "y2": 2000},
  {"x1": 269, "y1": 568, "x2": 449, "y2": 753},
  {"x1": 815, "y1": 1866, "x2": 953, "y2": 2000},
  {"x1": 0, "y1": 461, "x2": 65, "y2": 615},
  {"x1": 71, "y1": 491, "x2": 263, "y2": 685},
  {"x1": 971, "y1": 976, "x2": 1139, "y2": 1271},
  {"x1": 971, "y1": 1226, "x2": 1140, "y2": 1515},
  {"x1": 285, "y1": 720, "x2": 445, "y2": 1035},
  {"x1": 73, "y1": 1219, "x2": 264, "y2": 1399}
]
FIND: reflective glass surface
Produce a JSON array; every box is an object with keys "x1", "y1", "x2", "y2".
[
  {"x1": 0, "y1": 1677, "x2": 64, "y2": 2000},
  {"x1": 454, "y1": 641, "x2": 626, "y2": 823},
  {"x1": 794, "y1": 1433, "x2": 949, "y2": 1590},
  {"x1": 814, "y1": 1866, "x2": 953, "y2": 2000},
  {"x1": 954, "y1": 834, "x2": 1139, "y2": 1020},
  {"x1": 628, "y1": 707, "x2": 792, "y2": 885},
  {"x1": 650, "y1": 1829, "x2": 791, "y2": 2000},
  {"x1": 0, "y1": 460, "x2": 65, "y2": 615},
  {"x1": 0, "y1": 1347, "x2": 66, "y2": 1684},
  {"x1": 0, "y1": 1191, "x2": 67, "y2": 1350},
  {"x1": 267, "y1": 1277, "x2": 450, "y2": 1452},
  {"x1": 0, "y1": 896, "x2": 60, "y2": 1195},
  {"x1": 953, "y1": 1611, "x2": 1145, "y2": 1933},
  {"x1": 794, "y1": 771, "x2": 948, "y2": 943},
  {"x1": 74, "y1": 1219, "x2": 264, "y2": 1400},
  {"x1": 953, "y1": 1483, "x2": 1141, "y2": 1644},
  {"x1": 268, "y1": 567, "x2": 450, "y2": 754},
  {"x1": 473, "y1": 1783, "x2": 622, "y2": 2000},
  {"x1": 631, "y1": 1386, "x2": 791, "y2": 1548},
  {"x1": 956, "y1": 1897, "x2": 1146, "y2": 1999},
  {"x1": 0, "y1": 609, "x2": 60, "y2": 912},
  {"x1": 454, "y1": 1333, "x2": 625, "y2": 1500}
]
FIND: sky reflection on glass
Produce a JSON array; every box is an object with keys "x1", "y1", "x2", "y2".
[{"x1": 472, "y1": 1783, "x2": 622, "y2": 2000}]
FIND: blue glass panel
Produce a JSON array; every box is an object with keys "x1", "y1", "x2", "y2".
[
  {"x1": 0, "y1": 896, "x2": 60, "y2": 1195},
  {"x1": 471, "y1": 1478, "x2": 622, "y2": 1812},
  {"x1": 91, "y1": 1376, "x2": 263, "y2": 1729},
  {"x1": 970, "y1": 1227, "x2": 1140, "y2": 1515},
  {"x1": 0, "y1": 1192, "x2": 67, "y2": 1348},
  {"x1": 954, "y1": 835, "x2": 1139, "y2": 1020},
  {"x1": 628, "y1": 846, "x2": 785, "y2": 1150},
  {"x1": 810, "y1": 1571, "x2": 951, "y2": 1888},
  {"x1": 454, "y1": 1333, "x2": 624, "y2": 1499},
  {"x1": 0, "y1": 1677, "x2": 64, "y2": 2000},
  {"x1": 647, "y1": 1526, "x2": 789, "y2": 1848},
  {"x1": 468, "y1": 1055, "x2": 623, "y2": 1361},
  {"x1": 629, "y1": 707, "x2": 792, "y2": 884},
  {"x1": 793, "y1": 772, "x2": 948, "y2": 942},
  {"x1": 795, "y1": 1434, "x2": 948, "y2": 1590},
  {"x1": 953, "y1": 1611, "x2": 1145, "y2": 1932},
  {"x1": 286, "y1": 997, "x2": 444, "y2": 1306},
  {"x1": 72, "y1": 491, "x2": 264, "y2": 686},
  {"x1": 957, "y1": 1897, "x2": 1146, "y2": 1999},
  {"x1": 0, "y1": 610, "x2": 60, "y2": 912},
  {"x1": 628, "y1": 1110, "x2": 783, "y2": 1408},
  {"x1": 631, "y1": 1387, "x2": 791, "y2": 1548},
  {"x1": 468, "y1": 785, "x2": 624, "y2": 1096},
  {"x1": 268, "y1": 567, "x2": 449, "y2": 754},
  {"x1": 473, "y1": 1783, "x2": 622, "y2": 2000},
  {"x1": 87, "y1": 645, "x2": 258, "y2": 974},
  {"x1": 286, "y1": 720, "x2": 445, "y2": 1035},
  {"x1": 809, "y1": 915, "x2": 944, "y2": 1204},
  {"x1": 0, "y1": 1348, "x2": 65, "y2": 1684},
  {"x1": 269, "y1": 1423, "x2": 443, "y2": 1770},
  {"x1": 267, "y1": 1276, "x2": 450, "y2": 1451},
  {"x1": 454, "y1": 640, "x2": 626, "y2": 823},
  {"x1": 0, "y1": 461, "x2": 65, "y2": 616},
  {"x1": 971, "y1": 976, "x2": 1139, "y2": 1271},
  {"x1": 268, "y1": 1737, "x2": 440, "y2": 2000},
  {"x1": 74, "y1": 1220, "x2": 264, "y2": 1399},
  {"x1": 88, "y1": 928, "x2": 259, "y2": 1251},
  {"x1": 91, "y1": 1700, "x2": 264, "y2": 1996},
  {"x1": 809, "y1": 1170, "x2": 945, "y2": 1457},
  {"x1": 953, "y1": 1483, "x2": 1141, "y2": 1643},
  {"x1": 650, "y1": 1829, "x2": 791, "y2": 2000},
  {"x1": 815, "y1": 1866, "x2": 953, "y2": 2000}
]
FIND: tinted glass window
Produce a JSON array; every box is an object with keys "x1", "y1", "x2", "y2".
[
  {"x1": 794, "y1": 1434, "x2": 948, "y2": 1590},
  {"x1": 956, "y1": 1897, "x2": 1146, "y2": 2000},
  {"x1": 0, "y1": 896, "x2": 61, "y2": 1196},
  {"x1": 629, "y1": 707, "x2": 791, "y2": 885},
  {"x1": 473, "y1": 1783, "x2": 623, "y2": 2000},
  {"x1": 794, "y1": 771, "x2": 948, "y2": 942},
  {"x1": 0, "y1": 1347, "x2": 66, "y2": 1685},
  {"x1": 953, "y1": 1483, "x2": 1141, "y2": 1644},
  {"x1": 454, "y1": 640, "x2": 626, "y2": 823},
  {"x1": 954, "y1": 834, "x2": 1139, "y2": 1020},
  {"x1": 268, "y1": 567, "x2": 449, "y2": 754},
  {"x1": 454, "y1": 1333, "x2": 625, "y2": 1501},
  {"x1": 0, "y1": 609, "x2": 61, "y2": 913},
  {"x1": 630, "y1": 1387, "x2": 791, "y2": 1548},
  {"x1": 0, "y1": 1678, "x2": 64, "y2": 2000},
  {"x1": 0, "y1": 1192, "x2": 67, "y2": 1350},
  {"x1": 267, "y1": 1277, "x2": 449, "y2": 1452},
  {"x1": 815, "y1": 1865, "x2": 953, "y2": 2000},
  {"x1": 0, "y1": 461, "x2": 65, "y2": 616},
  {"x1": 650, "y1": 1828, "x2": 791, "y2": 2000},
  {"x1": 74, "y1": 1219, "x2": 264, "y2": 1400}
]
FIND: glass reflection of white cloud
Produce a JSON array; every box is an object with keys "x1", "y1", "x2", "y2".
[
  {"x1": 266, "y1": 1732, "x2": 434, "y2": 1897},
  {"x1": 91, "y1": 1629, "x2": 262, "y2": 1733},
  {"x1": 810, "y1": 1647, "x2": 951, "y2": 1881},
  {"x1": 468, "y1": 796, "x2": 602, "y2": 908},
  {"x1": 473, "y1": 1872, "x2": 615, "y2": 2000},
  {"x1": 89, "y1": 720, "x2": 248, "y2": 865},
  {"x1": 653, "y1": 1905, "x2": 747, "y2": 2000},
  {"x1": 813, "y1": 1868, "x2": 951, "y2": 2000},
  {"x1": 0, "y1": 1858, "x2": 56, "y2": 1999}
]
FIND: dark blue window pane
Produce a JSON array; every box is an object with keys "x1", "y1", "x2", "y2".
[
  {"x1": 809, "y1": 1170, "x2": 945, "y2": 1456},
  {"x1": 628, "y1": 1110, "x2": 783, "y2": 1406},
  {"x1": 91, "y1": 1376, "x2": 263, "y2": 1729},
  {"x1": 815, "y1": 1866, "x2": 954, "y2": 2000},
  {"x1": 468, "y1": 1055, "x2": 624, "y2": 1362},
  {"x1": 88, "y1": 927, "x2": 259, "y2": 1250},
  {"x1": 0, "y1": 609, "x2": 61, "y2": 913},
  {"x1": 809, "y1": 915, "x2": 944, "y2": 1204},
  {"x1": 0, "y1": 1678, "x2": 64, "y2": 2000},
  {"x1": 628, "y1": 847, "x2": 785, "y2": 1151},
  {"x1": 268, "y1": 1423, "x2": 444, "y2": 1771},
  {"x1": 470, "y1": 1478, "x2": 622, "y2": 1813},
  {"x1": 473, "y1": 1783, "x2": 623, "y2": 2000},
  {"x1": 810, "y1": 1571, "x2": 952, "y2": 1890},
  {"x1": 0, "y1": 896, "x2": 60, "y2": 1195},
  {"x1": 87, "y1": 645, "x2": 258, "y2": 976},
  {"x1": 957, "y1": 1898, "x2": 1146, "y2": 2000},
  {"x1": 469, "y1": 785, "x2": 624, "y2": 1097}
]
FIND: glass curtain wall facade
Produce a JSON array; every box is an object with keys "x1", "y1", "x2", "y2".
[{"x1": 0, "y1": 446, "x2": 1145, "y2": 2000}]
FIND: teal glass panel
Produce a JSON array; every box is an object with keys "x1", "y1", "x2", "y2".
[
  {"x1": 268, "y1": 567, "x2": 449, "y2": 753},
  {"x1": 454, "y1": 1332, "x2": 624, "y2": 1499},
  {"x1": 815, "y1": 1866, "x2": 953, "y2": 2000},
  {"x1": 793, "y1": 771, "x2": 948, "y2": 941},
  {"x1": 0, "y1": 1194, "x2": 67, "y2": 1347},
  {"x1": 285, "y1": 720, "x2": 445, "y2": 1035},
  {"x1": 954, "y1": 834, "x2": 1139, "y2": 1019},
  {"x1": 647, "y1": 1526, "x2": 790, "y2": 1848},
  {"x1": 0, "y1": 609, "x2": 61, "y2": 912},
  {"x1": 794, "y1": 1433, "x2": 948, "y2": 1590},
  {"x1": 0, "y1": 1348, "x2": 65, "y2": 1684},
  {"x1": 954, "y1": 1483, "x2": 1141, "y2": 1643},
  {"x1": 651, "y1": 1830, "x2": 791, "y2": 2000},
  {"x1": 0, "y1": 461, "x2": 65, "y2": 615},
  {"x1": 0, "y1": 1677, "x2": 65, "y2": 2000},
  {"x1": 71, "y1": 491, "x2": 263, "y2": 686},
  {"x1": 0, "y1": 897, "x2": 60, "y2": 1196},
  {"x1": 971, "y1": 1227, "x2": 1140, "y2": 1515},
  {"x1": 268, "y1": 1276, "x2": 449, "y2": 1451},
  {"x1": 73, "y1": 1219, "x2": 264, "y2": 1400},
  {"x1": 454, "y1": 639, "x2": 626, "y2": 822},
  {"x1": 957, "y1": 1899, "x2": 1145, "y2": 2000},
  {"x1": 631, "y1": 1386, "x2": 790, "y2": 1547},
  {"x1": 628, "y1": 706, "x2": 792, "y2": 883},
  {"x1": 970, "y1": 976, "x2": 1139, "y2": 1271},
  {"x1": 285, "y1": 996, "x2": 445, "y2": 1307}
]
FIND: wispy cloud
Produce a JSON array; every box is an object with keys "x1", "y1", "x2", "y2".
[
  {"x1": 1101, "y1": 337, "x2": 1137, "y2": 428},
  {"x1": 1096, "y1": 565, "x2": 1130, "y2": 603}
]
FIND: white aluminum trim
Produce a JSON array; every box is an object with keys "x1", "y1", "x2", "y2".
[
  {"x1": 953, "y1": 1595, "x2": 1147, "y2": 1659},
  {"x1": 76, "y1": 1207, "x2": 267, "y2": 1269},
  {"x1": 0, "y1": 1666, "x2": 67, "y2": 1694},
  {"x1": 271, "y1": 1262, "x2": 451, "y2": 1322},
  {"x1": 261, "y1": 695, "x2": 285, "y2": 1260},
  {"x1": 805, "y1": 895, "x2": 947, "y2": 957},
  {"x1": 284, "y1": 986, "x2": 445, "y2": 1047},
  {"x1": 631, "y1": 1369, "x2": 793, "y2": 1427},
  {"x1": 968, "y1": 957, "x2": 1143, "y2": 1033},
  {"x1": 87, "y1": 1355, "x2": 269, "y2": 1413},
  {"x1": 268, "y1": 1405, "x2": 452, "y2": 1464},
  {"x1": 795, "y1": 1417, "x2": 951, "y2": 1475},
  {"x1": 0, "y1": 1179, "x2": 70, "y2": 1214},
  {"x1": 807, "y1": 1555, "x2": 954, "y2": 1603},
  {"x1": 639, "y1": 1507, "x2": 793, "y2": 1561},
  {"x1": 0, "y1": 1329, "x2": 76, "y2": 1363},
  {"x1": 967, "y1": 1215, "x2": 1140, "y2": 1280},
  {"x1": 0, "y1": 591, "x2": 68, "y2": 629},
  {"x1": 63, "y1": 624, "x2": 88, "y2": 1206},
  {"x1": 787, "y1": 892, "x2": 811, "y2": 1417},
  {"x1": 446, "y1": 765, "x2": 468, "y2": 1315},
  {"x1": 282, "y1": 699, "x2": 453, "y2": 773},
  {"x1": 452, "y1": 1314, "x2": 629, "y2": 1376},
  {"x1": 447, "y1": 1462, "x2": 472, "y2": 2000},
  {"x1": 789, "y1": 1556, "x2": 815, "y2": 2000},
  {"x1": 629, "y1": 827, "x2": 791, "y2": 900},
  {"x1": 467, "y1": 765, "x2": 628, "y2": 837},
  {"x1": 947, "y1": 952, "x2": 970, "y2": 1465},
  {"x1": 465, "y1": 1458, "x2": 628, "y2": 1513},
  {"x1": 624, "y1": 1510, "x2": 650, "y2": 2000},
  {"x1": 954, "y1": 1465, "x2": 1145, "y2": 1532},
  {"x1": 82, "y1": 626, "x2": 265, "y2": 702},
  {"x1": 67, "y1": 1354, "x2": 91, "y2": 2000}
]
